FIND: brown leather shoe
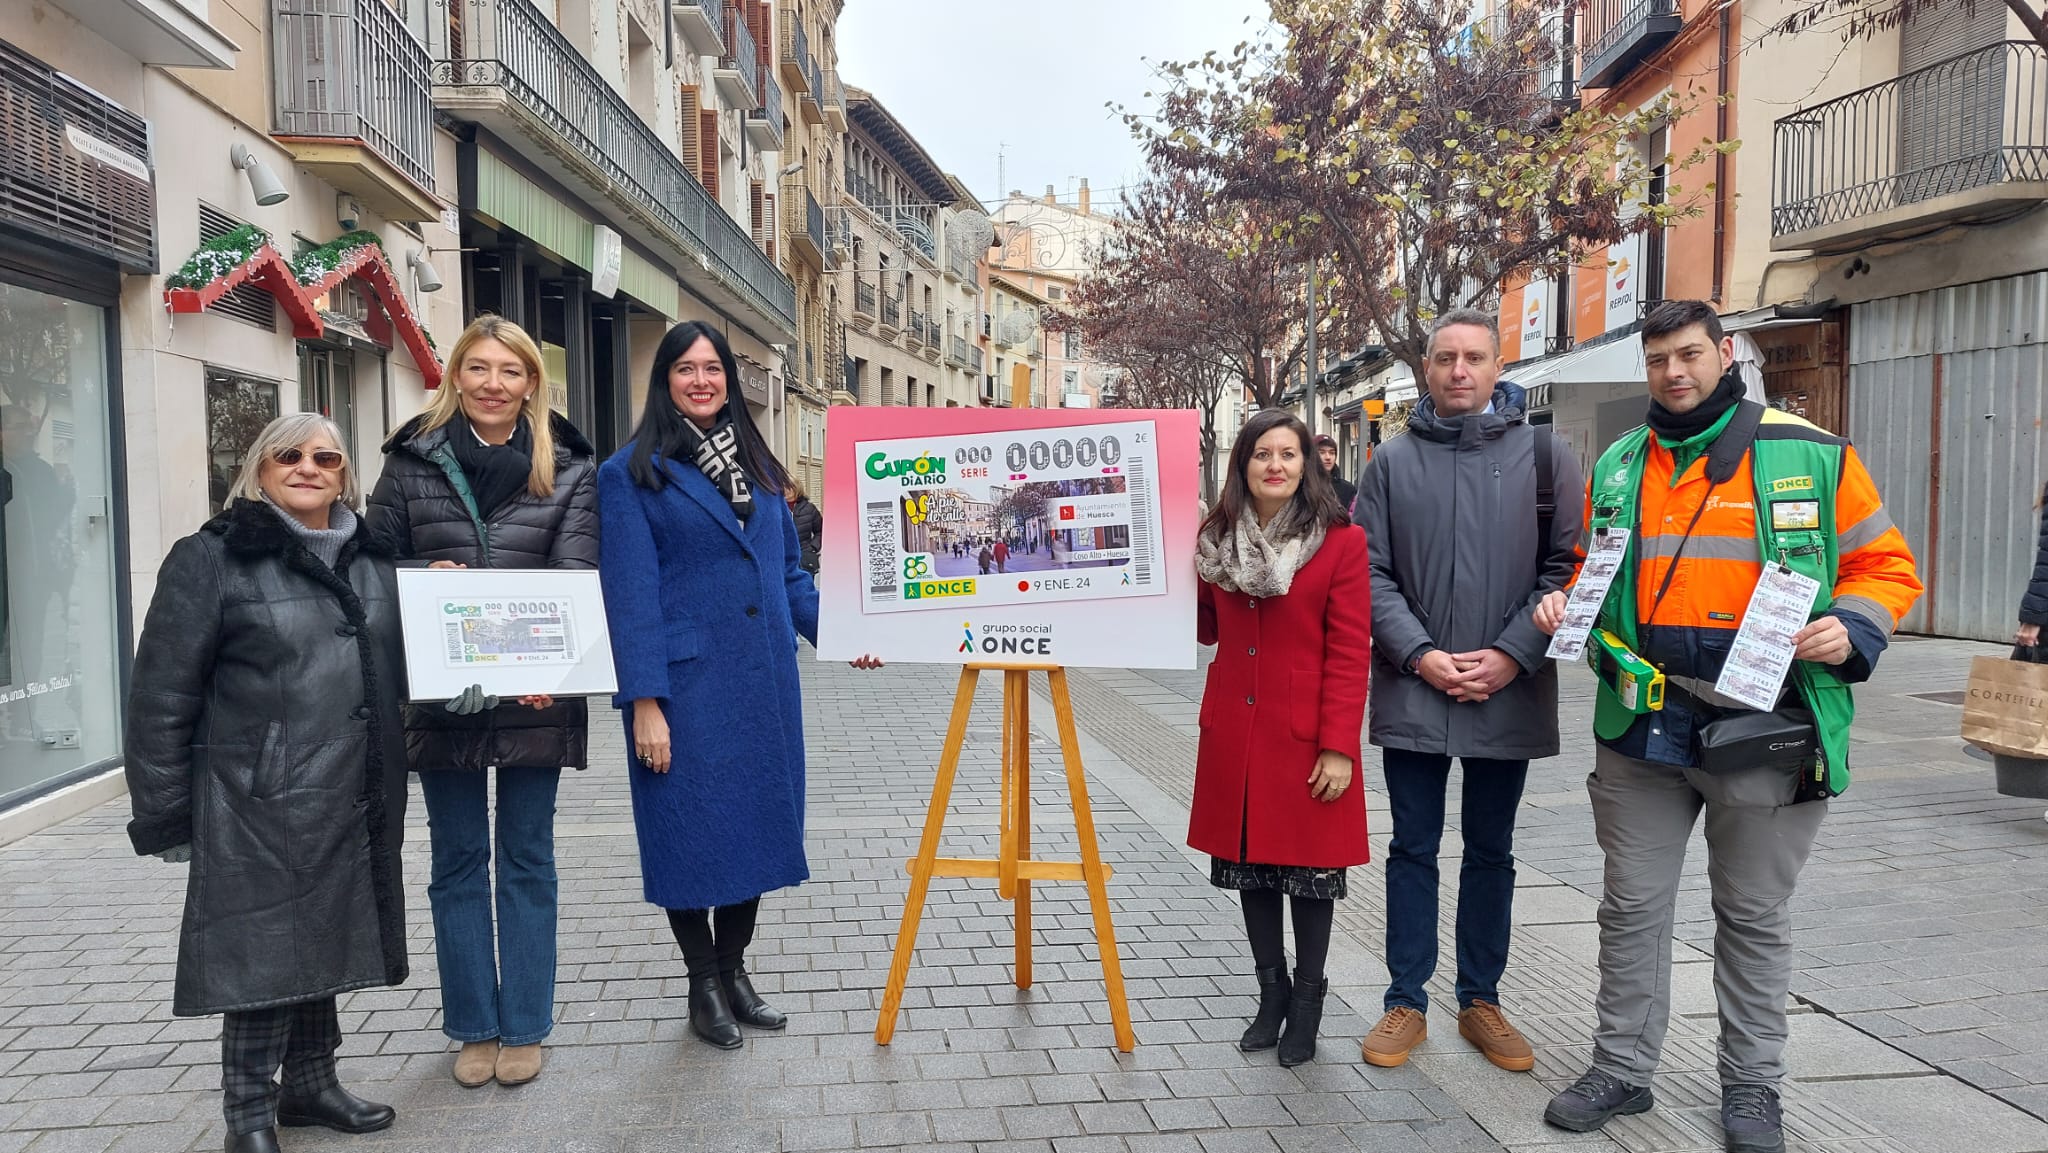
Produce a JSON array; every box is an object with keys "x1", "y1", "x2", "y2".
[
  {"x1": 452, "y1": 1040, "x2": 498, "y2": 1088},
  {"x1": 1458, "y1": 1000, "x2": 1535, "y2": 1071},
  {"x1": 1361, "y1": 1006, "x2": 1427, "y2": 1067},
  {"x1": 495, "y1": 1042, "x2": 544, "y2": 1086}
]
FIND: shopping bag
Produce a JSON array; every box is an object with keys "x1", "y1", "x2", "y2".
[{"x1": 1960, "y1": 654, "x2": 2048, "y2": 758}]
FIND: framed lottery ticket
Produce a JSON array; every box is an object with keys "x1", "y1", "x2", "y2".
[
  {"x1": 816, "y1": 407, "x2": 1201, "y2": 669},
  {"x1": 393, "y1": 568, "x2": 619, "y2": 702}
]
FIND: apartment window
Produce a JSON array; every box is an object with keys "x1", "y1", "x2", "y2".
[
  {"x1": 206, "y1": 369, "x2": 281, "y2": 513},
  {"x1": 1063, "y1": 369, "x2": 1078, "y2": 391},
  {"x1": 926, "y1": 383, "x2": 936, "y2": 408},
  {"x1": 1064, "y1": 331, "x2": 1081, "y2": 360},
  {"x1": 1644, "y1": 126, "x2": 1668, "y2": 307},
  {"x1": 1047, "y1": 285, "x2": 1064, "y2": 300},
  {"x1": 297, "y1": 347, "x2": 358, "y2": 457}
]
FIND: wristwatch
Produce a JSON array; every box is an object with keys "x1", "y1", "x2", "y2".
[{"x1": 1405, "y1": 647, "x2": 1433, "y2": 675}]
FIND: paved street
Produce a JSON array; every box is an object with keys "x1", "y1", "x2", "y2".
[{"x1": 4, "y1": 636, "x2": 2048, "y2": 1152}]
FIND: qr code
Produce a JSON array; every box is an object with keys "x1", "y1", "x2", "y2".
[{"x1": 865, "y1": 501, "x2": 897, "y2": 597}]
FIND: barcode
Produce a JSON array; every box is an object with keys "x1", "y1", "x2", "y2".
[
  {"x1": 443, "y1": 625, "x2": 464, "y2": 663},
  {"x1": 1126, "y1": 446, "x2": 1155, "y2": 585},
  {"x1": 864, "y1": 501, "x2": 898, "y2": 598}
]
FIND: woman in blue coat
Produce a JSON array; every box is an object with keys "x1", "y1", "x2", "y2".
[{"x1": 597, "y1": 320, "x2": 834, "y2": 1051}]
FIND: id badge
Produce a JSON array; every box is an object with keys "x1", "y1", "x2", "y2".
[{"x1": 1770, "y1": 500, "x2": 1821, "y2": 531}]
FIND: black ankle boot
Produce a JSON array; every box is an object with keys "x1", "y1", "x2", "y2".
[
  {"x1": 225, "y1": 1130, "x2": 281, "y2": 1153},
  {"x1": 1277, "y1": 974, "x2": 1328, "y2": 1067},
  {"x1": 1238, "y1": 966, "x2": 1292, "y2": 1052},
  {"x1": 688, "y1": 973, "x2": 744, "y2": 1049},
  {"x1": 720, "y1": 965, "x2": 787, "y2": 1030}
]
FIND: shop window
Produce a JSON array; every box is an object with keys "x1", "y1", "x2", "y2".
[
  {"x1": 206, "y1": 369, "x2": 281, "y2": 514},
  {"x1": 0, "y1": 280, "x2": 122, "y2": 802}
]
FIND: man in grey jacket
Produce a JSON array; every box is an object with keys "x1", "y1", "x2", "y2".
[{"x1": 1354, "y1": 308, "x2": 1584, "y2": 1072}]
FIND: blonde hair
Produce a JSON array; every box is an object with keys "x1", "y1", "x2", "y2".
[
  {"x1": 422, "y1": 315, "x2": 559, "y2": 497},
  {"x1": 231, "y1": 413, "x2": 361, "y2": 510},
  {"x1": 784, "y1": 475, "x2": 808, "y2": 502}
]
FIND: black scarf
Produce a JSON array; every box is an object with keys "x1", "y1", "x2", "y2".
[
  {"x1": 676, "y1": 416, "x2": 753, "y2": 521},
  {"x1": 448, "y1": 413, "x2": 534, "y2": 519},
  {"x1": 1647, "y1": 367, "x2": 1746, "y2": 443}
]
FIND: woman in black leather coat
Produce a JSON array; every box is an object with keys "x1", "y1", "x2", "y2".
[
  {"x1": 2019, "y1": 484, "x2": 2048, "y2": 651},
  {"x1": 126, "y1": 414, "x2": 407, "y2": 1153},
  {"x1": 365, "y1": 315, "x2": 599, "y2": 1090}
]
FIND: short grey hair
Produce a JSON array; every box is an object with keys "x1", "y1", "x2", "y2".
[
  {"x1": 230, "y1": 413, "x2": 360, "y2": 510},
  {"x1": 1426, "y1": 308, "x2": 1502, "y2": 356}
]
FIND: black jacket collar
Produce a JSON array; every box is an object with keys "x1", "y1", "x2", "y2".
[
  {"x1": 385, "y1": 410, "x2": 595, "y2": 466},
  {"x1": 208, "y1": 497, "x2": 385, "y2": 558}
]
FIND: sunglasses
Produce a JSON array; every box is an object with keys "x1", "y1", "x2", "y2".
[{"x1": 273, "y1": 447, "x2": 346, "y2": 471}]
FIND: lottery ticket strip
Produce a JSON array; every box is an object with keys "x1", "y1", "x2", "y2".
[{"x1": 3, "y1": 639, "x2": 2048, "y2": 1151}]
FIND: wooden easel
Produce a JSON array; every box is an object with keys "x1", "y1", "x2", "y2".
[{"x1": 874, "y1": 663, "x2": 1136, "y2": 1052}]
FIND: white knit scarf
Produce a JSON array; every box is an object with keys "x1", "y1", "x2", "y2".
[{"x1": 1194, "y1": 506, "x2": 1327, "y2": 597}]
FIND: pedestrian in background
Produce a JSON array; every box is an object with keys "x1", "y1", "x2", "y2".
[
  {"x1": 1353, "y1": 309, "x2": 1582, "y2": 1074},
  {"x1": 1313, "y1": 433, "x2": 1357, "y2": 514},
  {"x1": 1535, "y1": 300, "x2": 1921, "y2": 1153},
  {"x1": 994, "y1": 536, "x2": 1010, "y2": 573},
  {"x1": 785, "y1": 475, "x2": 823, "y2": 575},
  {"x1": 599, "y1": 320, "x2": 880, "y2": 1052},
  {"x1": 126, "y1": 415, "x2": 408, "y2": 1153},
  {"x1": 2018, "y1": 483, "x2": 2047, "y2": 650},
  {"x1": 1190, "y1": 406, "x2": 1372, "y2": 1067},
  {"x1": 366, "y1": 315, "x2": 600, "y2": 1090}
]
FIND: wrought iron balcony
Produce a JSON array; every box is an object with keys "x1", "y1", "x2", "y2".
[
  {"x1": 778, "y1": 7, "x2": 811, "y2": 93},
  {"x1": 894, "y1": 208, "x2": 937, "y2": 264},
  {"x1": 848, "y1": 171, "x2": 889, "y2": 216},
  {"x1": 1771, "y1": 41, "x2": 2048, "y2": 252},
  {"x1": 1580, "y1": 0, "x2": 1679, "y2": 90},
  {"x1": 822, "y1": 68, "x2": 847, "y2": 132},
  {"x1": 671, "y1": 0, "x2": 725, "y2": 57},
  {"x1": 272, "y1": 0, "x2": 438, "y2": 221},
  {"x1": 785, "y1": 185, "x2": 825, "y2": 268},
  {"x1": 798, "y1": 51, "x2": 823, "y2": 125},
  {"x1": 434, "y1": 0, "x2": 794, "y2": 336},
  {"x1": 881, "y1": 293, "x2": 902, "y2": 331},
  {"x1": 970, "y1": 346, "x2": 985, "y2": 373},
  {"x1": 905, "y1": 309, "x2": 927, "y2": 347},
  {"x1": 714, "y1": 5, "x2": 759, "y2": 110},
  {"x1": 923, "y1": 318, "x2": 943, "y2": 356},
  {"x1": 852, "y1": 276, "x2": 876, "y2": 322},
  {"x1": 947, "y1": 240, "x2": 979, "y2": 284},
  {"x1": 949, "y1": 334, "x2": 970, "y2": 366},
  {"x1": 746, "y1": 70, "x2": 783, "y2": 150},
  {"x1": 1537, "y1": 9, "x2": 1578, "y2": 112}
]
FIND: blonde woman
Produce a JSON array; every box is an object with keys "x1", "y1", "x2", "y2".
[
  {"x1": 126, "y1": 414, "x2": 408, "y2": 1153},
  {"x1": 365, "y1": 316, "x2": 599, "y2": 1088}
]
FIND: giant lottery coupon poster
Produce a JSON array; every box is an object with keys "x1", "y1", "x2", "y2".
[{"x1": 816, "y1": 407, "x2": 1199, "y2": 669}]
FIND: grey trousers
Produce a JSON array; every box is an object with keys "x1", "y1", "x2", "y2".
[{"x1": 1586, "y1": 746, "x2": 1827, "y2": 1087}]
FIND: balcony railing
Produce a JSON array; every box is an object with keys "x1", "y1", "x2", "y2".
[
  {"x1": 779, "y1": 7, "x2": 811, "y2": 93},
  {"x1": 970, "y1": 346, "x2": 985, "y2": 373},
  {"x1": 715, "y1": 5, "x2": 759, "y2": 109},
  {"x1": 1538, "y1": 10, "x2": 1577, "y2": 109},
  {"x1": 853, "y1": 276, "x2": 876, "y2": 319},
  {"x1": 881, "y1": 294, "x2": 902, "y2": 330},
  {"x1": 905, "y1": 309, "x2": 927, "y2": 346},
  {"x1": 1580, "y1": 0, "x2": 1679, "y2": 90},
  {"x1": 1772, "y1": 41, "x2": 2048, "y2": 246},
  {"x1": 798, "y1": 48, "x2": 823, "y2": 125},
  {"x1": 947, "y1": 241, "x2": 978, "y2": 283},
  {"x1": 438, "y1": 0, "x2": 793, "y2": 330},
  {"x1": 272, "y1": 0, "x2": 436, "y2": 195},
  {"x1": 746, "y1": 69, "x2": 783, "y2": 149},
  {"x1": 949, "y1": 334, "x2": 970, "y2": 366},
  {"x1": 822, "y1": 68, "x2": 846, "y2": 129},
  {"x1": 785, "y1": 185, "x2": 824, "y2": 266},
  {"x1": 671, "y1": 0, "x2": 725, "y2": 57},
  {"x1": 894, "y1": 208, "x2": 936, "y2": 262},
  {"x1": 924, "y1": 318, "x2": 943, "y2": 349},
  {"x1": 848, "y1": 170, "x2": 888, "y2": 215}
]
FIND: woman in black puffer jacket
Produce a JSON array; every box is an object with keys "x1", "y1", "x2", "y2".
[{"x1": 366, "y1": 315, "x2": 598, "y2": 1091}]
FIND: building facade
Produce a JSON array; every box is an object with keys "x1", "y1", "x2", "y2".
[
  {"x1": 990, "y1": 184, "x2": 1122, "y2": 409},
  {"x1": 0, "y1": 0, "x2": 819, "y2": 824},
  {"x1": 838, "y1": 86, "x2": 983, "y2": 413}
]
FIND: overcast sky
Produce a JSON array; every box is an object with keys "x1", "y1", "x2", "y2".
[{"x1": 836, "y1": 0, "x2": 1273, "y2": 211}]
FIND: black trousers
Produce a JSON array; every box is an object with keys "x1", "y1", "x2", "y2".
[{"x1": 220, "y1": 997, "x2": 342, "y2": 1135}]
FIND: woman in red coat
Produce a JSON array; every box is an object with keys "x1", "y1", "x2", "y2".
[{"x1": 1192, "y1": 407, "x2": 1371, "y2": 1067}]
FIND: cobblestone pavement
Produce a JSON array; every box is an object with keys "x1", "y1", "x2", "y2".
[
  {"x1": 1, "y1": 662, "x2": 1504, "y2": 1153},
  {"x1": 1065, "y1": 634, "x2": 2048, "y2": 1152},
  {"x1": 8, "y1": 636, "x2": 2048, "y2": 1152}
]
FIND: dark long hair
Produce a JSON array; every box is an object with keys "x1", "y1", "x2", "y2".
[
  {"x1": 1198, "y1": 408, "x2": 1349, "y2": 541},
  {"x1": 625, "y1": 320, "x2": 790, "y2": 494}
]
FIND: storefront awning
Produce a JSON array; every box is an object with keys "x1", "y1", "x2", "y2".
[{"x1": 1511, "y1": 335, "x2": 1644, "y2": 392}]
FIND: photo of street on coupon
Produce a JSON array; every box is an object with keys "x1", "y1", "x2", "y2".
[{"x1": 855, "y1": 419, "x2": 1168, "y2": 615}]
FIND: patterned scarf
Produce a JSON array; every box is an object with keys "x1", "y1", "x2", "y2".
[
  {"x1": 676, "y1": 416, "x2": 753, "y2": 521},
  {"x1": 1194, "y1": 504, "x2": 1327, "y2": 598}
]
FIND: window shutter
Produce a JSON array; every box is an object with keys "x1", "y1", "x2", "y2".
[
  {"x1": 753, "y1": 0, "x2": 772, "y2": 70},
  {"x1": 679, "y1": 85, "x2": 702, "y2": 186},
  {"x1": 764, "y1": 193, "x2": 777, "y2": 261},
  {"x1": 699, "y1": 110, "x2": 720, "y2": 199}
]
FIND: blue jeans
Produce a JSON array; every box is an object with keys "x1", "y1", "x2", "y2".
[
  {"x1": 418, "y1": 767, "x2": 561, "y2": 1046},
  {"x1": 1381, "y1": 749, "x2": 1529, "y2": 1015}
]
